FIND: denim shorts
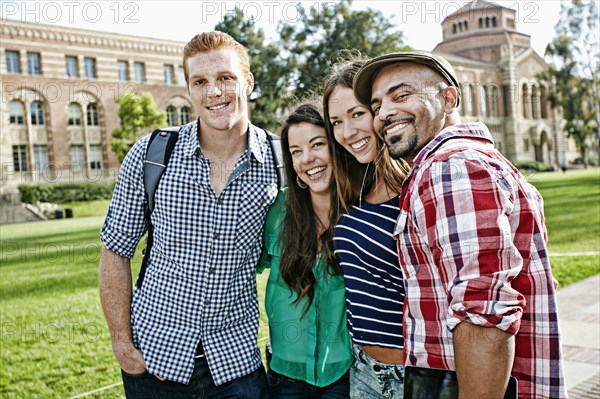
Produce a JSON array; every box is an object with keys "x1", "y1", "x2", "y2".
[{"x1": 350, "y1": 345, "x2": 404, "y2": 399}]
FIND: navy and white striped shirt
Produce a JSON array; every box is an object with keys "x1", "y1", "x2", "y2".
[
  {"x1": 101, "y1": 120, "x2": 278, "y2": 385},
  {"x1": 333, "y1": 196, "x2": 405, "y2": 349}
]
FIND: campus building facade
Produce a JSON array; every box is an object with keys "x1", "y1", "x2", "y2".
[
  {"x1": 431, "y1": 0, "x2": 581, "y2": 166},
  {"x1": 1, "y1": 20, "x2": 193, "y2": 199}
]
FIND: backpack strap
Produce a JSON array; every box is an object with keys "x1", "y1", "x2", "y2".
[
  {"x1": 265, "y1": 129, "x2": 286, "y2": 188},
  {"x1": 137, "y1": 126, "x2": 179, "y2": 289}
]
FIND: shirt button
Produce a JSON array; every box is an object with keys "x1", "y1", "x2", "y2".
[
  {"x1": 213, "y1": 232, "x2": 219, "y2": 238},
  {"x1": 261, "y1": 198, "x2": 266, "y2": 205},
  {"x1": 373, "y1": 364, "x2": 382, "y2": 372},
  {"x1": 209, "y1": 267, "x2": 215, "y2": 274},
  {"x1": 217, "y1": 199, "x2": 222, "y2": 205},
  {"x1": 205, "y1": 300, "x2": 210, "y2": 305}
]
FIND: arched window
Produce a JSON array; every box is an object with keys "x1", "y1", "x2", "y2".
[
  {"x1": 167, "y1": 106, "x2": 177, "y2": 126},
  {"x1": 491, "y1": 86, "x2": 499, "y2": 117},
  {"x1": 9, "y1": 100, "x2": 24, "y2": 125},
  {"x1": 68, "y1": 103, "x2": 82, "y2": 126},
  {"x1": 87, "y1": 103, "x2": 99, "y2": 126},
  {"x1": 480, "y1": 85, "x2": 488, "y2": 117},
  {"x1": 464, "y1": 20, "x2": 468, "y2": 30},
  {"x1": 462, "y1": 84, "x2": 473, "y2": 116},
  {"x1": 492, "y1": 17, "x2": 497, "y2": 27},
  {"x1": 485, "y1": 17, "x2": 490, "y2": 27},
  {"x1": 479, "y1": 18, "x2": 483, "y2": 28},
  {"x1": 30, "y1": 101, "x2": 45, "y2": 125},
  {"x1": 453, "y1": 24, "x2": 457, "y2": 34},
  {"x1": 540, "y1": 86, "x2": 549, "y2": 119},
  {"x1": 180, "y1": 106, "x2": 191, "y2": 125},
  {"x1": 522, "y1": 83, "x2": 530, "y2": 118}
]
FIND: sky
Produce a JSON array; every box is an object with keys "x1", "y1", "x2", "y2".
[{"x1": 1, "y1": 1, "x2": 564, "y2": 56}]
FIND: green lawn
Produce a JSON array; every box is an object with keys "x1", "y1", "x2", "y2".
[{"x1": 0, "y1": 168, "x2": 598, "y2": 398}]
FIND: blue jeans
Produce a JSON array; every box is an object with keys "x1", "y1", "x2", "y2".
[
  {"x1": 121, "y1": 359, "x2": 272, "y2": 399},
  {"x1": 350, "y1": 346, "x2": 404, "y2": 399},
  {"x1": 267, "y1": 368, "x2": 350, "y2": 399}
]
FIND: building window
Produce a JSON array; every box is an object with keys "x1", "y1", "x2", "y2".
[
  {"x1": 134, "y1": 62, "x2": 145, "y2": 83},
  {"x1": 492, "y1": 17, "x2": 497, "y2": 27},
  {"x1": 166, "y1": 106, "x2": 177, "y2": 126},
  {"x1": 462, "y1": 84, "x2": 473, "y2": 116},
  {"x1": 33, "y1": 145, "x2": 49, "y2": 171},
  {"x1": 30, "y1": 101, "x2": 45, "y2": 125},
  {"x1": 84, "y1": 57, "x2": 96, "y2": 79},
  {"x1": 178, "y1": 66, "x2": 185, "y2": 86},
  {"x1": 87, "y1": 103, "x2": 99, "y2": 126},
  {"x1": 89, "y1": 145, "x2": 103, "y2": 169},
  {"x1": 68, "y1": 103, "x2": 82, "y2": 126},
  {"x1": 480, "y1": 86, "x2": 488, "y2": 117},
  {"x1": 491, "y1": 86, "x2": 499, "y2": 117},
  {"x1": 27, "y1": 52, "x2": 41, "y2": 75},
  {"x1": 9, "y1": 101, "x2": 25, "y2": 124},
  {"x1": 479, "y1": 18, "x2": 483, "y2": 28},
  {"x1": 70, "y1": 145, "x2": 85, "y2": 171},
  {"x1": 464, "y1": 21, "x2": 468, "y2": 30},
  {"x1": 13, "y1": 145, "x2": 28, "y2": 172},
  {"x1": 180, "y1": 106, "x2": 191, "y2": 125},
  {"x1": 164, "y1": 65, "x2": 174, "y2": 85},
  {"x1": 65, "y1": 56, "x2": 78, "y2": 78},
  {"x1": 6, "y1": 50, "x2": 20, "y2": 74},
  {"x1": 117, "y1": 60, "x2": 129, "y2": 81},
  {"x1": 523, "y1": 138, "x2": 530, "y2": 152}
]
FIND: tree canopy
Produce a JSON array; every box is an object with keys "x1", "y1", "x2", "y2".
[
  {"x1": 215, "y1": 0, "x2": 410, "y2": 130},
  {"x1": 541, "y1": 0, "x2": 600, "y2": 165},
  {"x1": 111, "y1": 92, "x2": 167, "y2": 162}
]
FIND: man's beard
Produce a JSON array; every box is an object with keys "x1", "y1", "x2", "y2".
[{"x1": 385, "y1": 133, "x2": 418, "y2": 160}]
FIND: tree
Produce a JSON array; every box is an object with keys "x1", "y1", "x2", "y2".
[
  {"x1": 215, "y1": 9, "x2": 292, "y2": 131},
  {"x1": 279, "y1": 0, "x2": 411, "y2": 95},
  {"x1": 542, "y1": 0, "x2": 600, "y2": 165},
  {"x1": 111, "y1": 92, "x2": 167, "y2": 162},
  {"x1": 213, "y1": 1, "x2": 409, "y2": 124}
]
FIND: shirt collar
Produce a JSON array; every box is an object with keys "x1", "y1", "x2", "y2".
[
  {"x1": 180, "y1": 119, "x2": 268, "y2": 163},
  {"x1": 412, "y1": 122, "x2": 493, "y2": 167}
]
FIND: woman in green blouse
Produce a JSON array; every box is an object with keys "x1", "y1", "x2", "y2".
[{"x1": 258, "y1": 101, "x2": 352, "y2": 398}]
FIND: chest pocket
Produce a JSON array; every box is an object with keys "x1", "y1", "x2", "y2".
[
  {"x1": 395, "y1": 209, "x2": 419, "y2": 279},
  {"x1": 236, "y1": 181, "x2": 278, "y2": 252}
]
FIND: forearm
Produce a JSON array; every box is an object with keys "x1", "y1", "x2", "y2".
[
  {"x1": 99, "y1": 246, "x2": 134, "y2": 346},
  {"x1": 453, "y1": 322, "x2": 514, "y2": 399}
]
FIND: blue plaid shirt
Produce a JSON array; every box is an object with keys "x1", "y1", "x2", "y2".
[{"x1": 101, "y1": 120, "x2": 279, "y2": 385}]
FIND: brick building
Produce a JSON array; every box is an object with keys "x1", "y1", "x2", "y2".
[
  {"x1": 431, "y1": 0, "x2": 576, "y2": 165},
  {"x1": 1, "y1": 19, "x2": 192, "y2": 199}
]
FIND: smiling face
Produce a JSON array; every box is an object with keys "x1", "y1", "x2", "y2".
[
  {"x1": 370, "y1": 63, "x2": 453, "y2": 162},
  {"x1": 187, "y1": 48, "x2": 254, "y2": 134},
  {"x1": 288, "y1": 122, "x2": 332, "y2": 196},
  {"x1": 327, "y1": 85, "x2": 378, "y2": 164}
]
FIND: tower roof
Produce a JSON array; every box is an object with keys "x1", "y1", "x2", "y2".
[{"x1": 445, "y1": 0, "x2": 513, "y2": 20}]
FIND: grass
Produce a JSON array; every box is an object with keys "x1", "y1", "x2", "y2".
[{"x1": 0, "y1": 168, "x2": 598, "y2": 398}]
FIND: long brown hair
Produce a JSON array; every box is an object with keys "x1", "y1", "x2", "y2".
[
  {"x1": 279, "y1": 101, "x2": 341, "y2": 315},
  {"x1": 323, "y1": 58, "x2": 407, "y2": 207}
]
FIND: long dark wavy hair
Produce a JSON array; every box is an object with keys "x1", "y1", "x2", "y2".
[
  {"x1": 279, "y1": 100, "x2": 342, "y2": 315},
  {"x1": 323, "y1": 57, "x2": 407, "y2": 208}
]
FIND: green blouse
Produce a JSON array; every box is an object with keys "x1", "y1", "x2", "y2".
[{"x1": 258, "y1": 189, "x2": 352, "y2": 387}]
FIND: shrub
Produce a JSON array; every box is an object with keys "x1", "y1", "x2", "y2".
[
  {"x1": 511, "y1": 160, "x2": 554, "y2": 172},
  {"x1": 18, "y1": 182, "x2": 115, "y2": 204}
]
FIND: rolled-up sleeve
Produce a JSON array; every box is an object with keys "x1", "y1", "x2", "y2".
[
  {"x1": 100, "y1": 138, "x2": 149, "y2": 259},
  {"x1": 414, "y1": 156, "x2": 526, "y2": 334}
]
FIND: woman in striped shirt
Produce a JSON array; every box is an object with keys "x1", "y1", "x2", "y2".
[{"x1": 323, "y1": 59, "x2": 408, "y2": 399}]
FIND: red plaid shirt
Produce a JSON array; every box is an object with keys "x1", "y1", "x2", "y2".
[{"x1": 394, "y1": 123, "x2": 567, "y2": 398}]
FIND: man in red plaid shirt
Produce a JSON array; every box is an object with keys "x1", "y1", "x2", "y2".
[{"x1": 353, "y1": 52, "x2": 567, "y2": 399}]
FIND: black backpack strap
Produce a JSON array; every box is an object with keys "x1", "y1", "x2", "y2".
[
  {"x1": 137, "y1": 126, "x2": 179, "y2": 289},
  {"x1": 265, "y1": 129, "x2": 285, "y2": 188}
]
